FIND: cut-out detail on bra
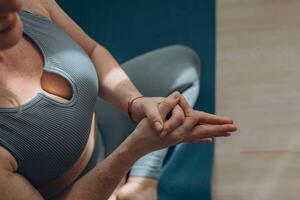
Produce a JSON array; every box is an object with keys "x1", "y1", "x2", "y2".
[
  {"x1": 41, "y1": 70, "x2": 73, "y2": 101},
  {"x1": 23, "y1": 30, "x2": 76, "y2": 104},
  {"x1": 0, "y1": 25, "x2": 77, "y2": 112}
]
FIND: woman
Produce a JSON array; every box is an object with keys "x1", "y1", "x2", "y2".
[{"x1": 0, "y1": 0, "x2": 237, "y2": 199}]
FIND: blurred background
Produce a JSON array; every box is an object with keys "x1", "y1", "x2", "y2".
[
  {"x1": 58, "y1": 0, "x2": 300, "y2": 199},
  {"x1": 214, "y1": 0, "x2": 300, "y2": 200}
]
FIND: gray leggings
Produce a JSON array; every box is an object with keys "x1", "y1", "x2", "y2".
[{"x1": 94, "y1": 45, "x2": 200, "y2": 180}]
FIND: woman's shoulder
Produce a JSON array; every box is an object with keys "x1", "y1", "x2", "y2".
[{"x1": 22, "y1": 0, "x2": 53, "y2": 21}]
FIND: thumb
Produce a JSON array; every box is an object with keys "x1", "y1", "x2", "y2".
[
  {"x1": 144, "y1": 104, "x2": 164, "y2": 132},
  {"x1": 178, "y1": 94, "x2": 194, "y2": 117},
  {"x1": 159, "y1": 92, "x2": 180, "y2": 119}
]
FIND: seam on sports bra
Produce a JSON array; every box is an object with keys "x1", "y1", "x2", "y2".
[
  {"x1": 0, "y1": 93, "x2": 44, "y2": 113},
  {"x1": 21, "y1": 9, "x2": 52, "y2": 23}
]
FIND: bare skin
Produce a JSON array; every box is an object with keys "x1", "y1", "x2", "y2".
[
  {"x1": 115, "y1": 177, "x2": 158, "y2": 200},
  {"x1": 0, "y1": 1, "x2": 237, "y2": 199}
]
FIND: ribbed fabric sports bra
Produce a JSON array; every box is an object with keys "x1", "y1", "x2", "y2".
[{"x1": 0, "y1": 10, "x2": 99, "y2": 193}]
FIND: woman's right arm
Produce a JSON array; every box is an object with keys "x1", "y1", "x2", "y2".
[
  {"x1": 0, "y1": 92, "x2": 236, "y2": 200},
  {"x1": 0, "y1": 93, "x2": 182, "y2": 200}
]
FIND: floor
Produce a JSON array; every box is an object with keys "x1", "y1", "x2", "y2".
[{"x1": 213, "y1": 0, "x2": 300, "y2": 199}]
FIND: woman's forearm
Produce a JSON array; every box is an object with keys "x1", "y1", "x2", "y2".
[
  {"x1": 59, "y1": 132, "x2": 144, "y2": 200},
  {"x1": 90, "y1": 44, "x2": 142, "y2": 112}
]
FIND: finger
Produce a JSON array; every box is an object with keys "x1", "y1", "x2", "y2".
[
  {"x1": 195, "y1": 111, "x2": 234, "y2": 125},
  {"x1": 170, "y1": 115, "x2": 199, "y2": 143},
  {"x1": 199, "y1": 138, "x2": 213, "y2": 143},
  {"x1": 197, "y1": 132, "x2": 231, "y2": 139},
  {"x1": 193, "y1": 124, "x2": 237, "y2": 135},
  {"x1": 144, "y1": 104, "x2": 164, "y2": 132},
  {"x1": 161, "y1": 105, "x2": 185, "y2": 137},
  {"x1": 152, "y1": 97, "x2": 165, "y2": 103},
  {"x1": 158, "y1": 92, "x2": 180, "y2": 119},
  {"x1": 189, "y1": 138, "x2": 213, "y2": 144},
  {"x1": 187, "y1": 124, "x2": 236, "y2": 141},
  {"x1": 178, "y1": 94, "x2": 194, "y2": 117},
  {"x1": 186, "y1": 132, "x2": 231, "y2": 143}
]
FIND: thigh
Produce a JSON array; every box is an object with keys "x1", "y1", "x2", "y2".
[{"x1": 122, "y1": 45, "x2": 200, "y2": 97}]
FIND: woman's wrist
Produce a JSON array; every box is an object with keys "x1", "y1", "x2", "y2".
[
  {"x1": 124, "y1": 91, "x2": 143, "y2": 108},
  {"x1": 127, "y1": 95, "x2": 145, "y2": 122},
  {"x1": 126, "y1": 125, "x2": 159, "y2": 157},
  {"x1": 120, "y1": 131, "x2": 148, "y2": 159}
]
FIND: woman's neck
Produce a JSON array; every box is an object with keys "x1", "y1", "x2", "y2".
[{"x1": 0, "y1": 37, "x2": 23, "y2": 69}]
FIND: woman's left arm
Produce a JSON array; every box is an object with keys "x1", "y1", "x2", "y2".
[
  {"x1": 44, "y1": 0, "x2": 141, "y2": 111},
  {"x1": 44, "y1": 0, "x2": 177, "y2": 132}
]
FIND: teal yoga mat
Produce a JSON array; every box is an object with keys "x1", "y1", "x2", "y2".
[{"x1": 58, "y1": 1, "x2": 215, "y2": 199}]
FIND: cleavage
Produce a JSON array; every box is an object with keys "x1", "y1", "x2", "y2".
[{"x1": 0, "y1": 35, "x2": 73, "y2": 107}]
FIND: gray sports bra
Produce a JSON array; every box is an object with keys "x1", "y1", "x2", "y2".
[{"x1": 0, "y1": 10, "x2": 99, "y2": 194}]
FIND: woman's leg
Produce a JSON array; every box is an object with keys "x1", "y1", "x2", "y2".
[{"x1": 94, "y1": 45, "x2": 200, "y2": 198}]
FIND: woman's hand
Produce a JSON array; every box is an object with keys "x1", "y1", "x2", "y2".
[
  {"x1": 129, "y1": 92, "x2": 237, "y2": 155},
  {"x1": 130, "y1": 95, "x2": 186, "y2": 135},
  {"x1": 114, "y1": 92, "x2": 237, "y2": 200}
]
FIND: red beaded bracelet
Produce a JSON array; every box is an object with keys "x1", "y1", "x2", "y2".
[{"x1": 127, "y1": 96, "x2": 145, "y2": 122}]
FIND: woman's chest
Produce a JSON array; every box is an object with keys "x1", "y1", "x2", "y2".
[{"x1": 0, "y1": 36, "x2": 73, "y2": 108}]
